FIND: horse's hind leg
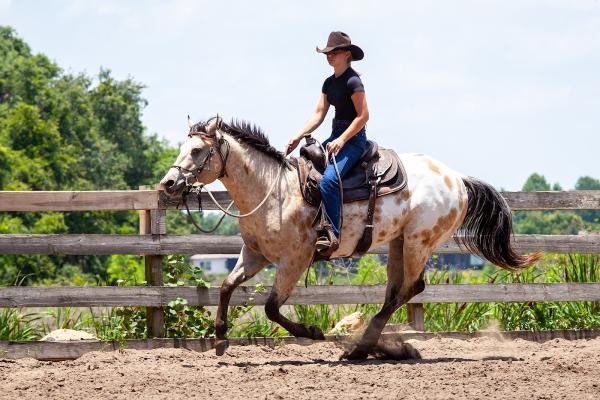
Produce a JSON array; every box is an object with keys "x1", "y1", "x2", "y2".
[
  {"x1": 342, "y1": 238, "x2": 428, "y2": 360},
  {"x1": 215, "y1": 245, "x2": 269, "y2": 354},
  {"x1": 264, "y1": 259, "x2": 326, "y2": 340}
]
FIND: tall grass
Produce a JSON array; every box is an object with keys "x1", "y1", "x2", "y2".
[
  {"x1": 424, "y1": 270, "x2": 492, "y2": 332},
  {"x1": 492, "y1": 253, "x2": 600, "y2": 330},
  {"x1": 0, "y1": 308, "x2": 41, "y2": 340},
  {"x1": 4, "y1": 253, "x2": 599, "y2": 340}
]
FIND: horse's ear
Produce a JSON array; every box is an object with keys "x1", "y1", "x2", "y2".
[
  {"x1": 187, "y1": 115, "x2": 194, "y2": 128},
  {"x1": 205, "y1": 115, "x2": 222, "y2": 137}
]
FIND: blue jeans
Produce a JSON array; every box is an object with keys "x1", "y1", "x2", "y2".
[{"x1": 320, "y1": 124, "x2": 368, "y2": 238}]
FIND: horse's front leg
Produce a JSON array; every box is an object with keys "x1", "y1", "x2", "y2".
[
  {"x1": 215, "y1": 245, "x2": 269, "y2": 355},
  {"x1": 264, "y1": 257, "x2": 325, "y2": 340}
]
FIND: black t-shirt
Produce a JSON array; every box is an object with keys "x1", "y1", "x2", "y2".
[{"x1": 321, "y1": 67, "x2": 365, "y2": 121}]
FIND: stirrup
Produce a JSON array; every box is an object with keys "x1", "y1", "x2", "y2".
[{"x1": 315, "y1": 224, "x2": 339, "y2": 257}]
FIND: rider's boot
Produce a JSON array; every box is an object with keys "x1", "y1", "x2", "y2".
[{"x1": 315, "y1": 223, "x2": 339, "y2": 258}]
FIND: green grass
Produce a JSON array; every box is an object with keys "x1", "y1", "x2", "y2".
[
  {"x1": 0, "y1": 308, "x2": 41, "y2": 340},
  {"x1": 3, "y1": 253, "x2": 599, "y2": 340}
]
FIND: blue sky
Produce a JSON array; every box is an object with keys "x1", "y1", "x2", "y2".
[{"x1": 1, "y1": 0, "x2": 599, "y2": 190}]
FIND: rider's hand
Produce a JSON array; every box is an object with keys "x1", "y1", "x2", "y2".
[
  {"x1": 285, "y1": 135, "x2": 303, "y2": 155},
  {"x1": 326, "y1": 138, "x2": 345, "y2": 157}
]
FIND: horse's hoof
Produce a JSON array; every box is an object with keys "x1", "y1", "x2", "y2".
[
  {"x1": 309, "y1": 326, "x2": 325, "y2": 340},
  {"x1": 215, "y1": 339, "x2": 229, "y2": 356},
  {"x1": 372, "y1": 341, "x2": 422, "y2": 360},
  {"x1": 341, "y1": 346, "x2": 369, "y2": 361}
]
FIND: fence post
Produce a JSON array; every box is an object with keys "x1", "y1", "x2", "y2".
[
  {"x1": 139, "y1": 185, "x2": 165, "y2": 338},
  {"x1": 407, "y1": 303, "x2": 424, "y2": 331}
]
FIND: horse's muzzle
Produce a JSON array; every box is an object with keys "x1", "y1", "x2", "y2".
[{"x1": 164, "y1": 177, "x2": 187, "y2": 196}]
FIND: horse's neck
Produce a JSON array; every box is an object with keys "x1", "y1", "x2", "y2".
[{"x1": 219, "y1": 137, "x2": 295, "y2": 216}]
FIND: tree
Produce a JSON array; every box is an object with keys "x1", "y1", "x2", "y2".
[
  {"x1": 574, "y1": 176, "x2": 600, "y2": 226},
  {"x1": 522, "y1": 173, "x2": 551, "y2": 192},
  {"x1": 0, "y1": 27, "x2": 176, "y2": 285},
  {"x1": 514, "y1": 173, "x2": 582, "y2": 235}
]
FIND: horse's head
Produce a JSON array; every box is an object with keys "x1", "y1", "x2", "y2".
[{"x1": 159, "y1": 116, "x2": 229, "y2": 197}]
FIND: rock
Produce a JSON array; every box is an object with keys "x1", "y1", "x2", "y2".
[
  {"x1": 41, "y1": 329, "x2": 98, "y2": 342},
  {"x1": 328, "y1": 311, "x2": 365, "y2": 334}
]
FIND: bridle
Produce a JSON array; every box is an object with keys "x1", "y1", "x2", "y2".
[
  {"x1": 169, "y1": 117, "x2": 284, "y2": 233},
  {"x1": 168, "y1": 119, "x2": 233, "y2": 233},
  {"x1": 170, "y1": 119, "x2": 230, "y2": 185}
]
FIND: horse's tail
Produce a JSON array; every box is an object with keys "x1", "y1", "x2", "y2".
[{"x1": 456, "y1": 177, "x2": 542, "y2": 272}]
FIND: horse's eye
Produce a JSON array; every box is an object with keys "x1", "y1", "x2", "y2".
[{"x1": 191, "y1": 148, "x2": 201, "y2": 156}]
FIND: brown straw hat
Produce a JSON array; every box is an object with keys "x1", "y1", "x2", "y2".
[{"x1": 316, "y1": 31, "x2": 364, "y2": 61}]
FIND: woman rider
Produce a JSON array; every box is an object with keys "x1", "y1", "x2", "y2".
[{"x1": 286, "y1": 31, "x2": 370, "y2": 256}]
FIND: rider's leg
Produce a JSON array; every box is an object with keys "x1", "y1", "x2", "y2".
[{"x1": 319, "y1": 131, "x2": 368, "y2": 239}]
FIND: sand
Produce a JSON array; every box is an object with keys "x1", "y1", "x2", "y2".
[{"x1": 1, "y1": 336, "x2": 599, "y2": 399}]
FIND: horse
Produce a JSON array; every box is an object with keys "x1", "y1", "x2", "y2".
[{"x1": 158, "y1": 116, "x2": 541, "y2": 360}]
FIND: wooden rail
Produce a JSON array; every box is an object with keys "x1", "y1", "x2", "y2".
[
  {"x1": 2, "y1": 283, "x2": 600, "y2": 308},
  {"x1": 4, "y1": 329, "x2": 600, "y2": 361},
  {"x1": 0, "y1": 234, "x2": 598, "y2": 255},
  {"x1": 1, "y1": 189, "x2": 599, "y2": 336},
  {"x1": 0, "y1": 190, "x2": 159, "y2": 211},
  {"x1": 0, "y1": 190, "x2": 599, "y2": 211}
]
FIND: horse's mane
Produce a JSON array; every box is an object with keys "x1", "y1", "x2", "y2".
[
  {"x1": 188, "y1": 117, "x2": 287, "y2": 167},
  {"x1": 220, "y1": 119, "x2": 289, "y2": 166}
]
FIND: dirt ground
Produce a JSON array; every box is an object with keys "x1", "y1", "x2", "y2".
[{"x1": 1, "y1": 336, "x2": 600, "y2": 400}]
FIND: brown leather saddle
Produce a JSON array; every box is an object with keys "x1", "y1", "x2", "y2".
[{"x1": 292, "y1": 136, "x2": 408, "y2": 256}]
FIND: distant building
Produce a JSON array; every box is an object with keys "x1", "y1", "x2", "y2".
[
  {"x1": 190, "y1": 254, "x2": 238, "y2": 274},
  {"x1": 191, "y1": 252, "x2": 484, "y2": 275},
  {"x1": 429, "y1": 254, "x2": 485, "y2": 270},
  {"x1": 373, "y1": 253, "x2": 485, "y2": 270}
]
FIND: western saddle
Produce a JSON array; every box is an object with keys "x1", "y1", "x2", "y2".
[{"x1": 293, "y1": 136, "x2": 407, "y2": 258}]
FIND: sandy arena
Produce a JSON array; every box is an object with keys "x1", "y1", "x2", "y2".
[{"x1": 1, "y1": 336, "x2": 600, "y2": 399}]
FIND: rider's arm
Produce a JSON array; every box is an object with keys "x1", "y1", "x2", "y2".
[
  {"x1": 295, "y1": 93, "x2": 330, "y2": 138},
  {"x1": 286, "y1": 94, "x2": 330, "y2": 154}
]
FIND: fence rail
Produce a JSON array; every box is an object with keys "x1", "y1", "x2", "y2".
[
  {"x1": 0, "y1": 234, "x2": 598, "y2": 255},
  {"x1": 1, "y1": 189, "x2": 600, "y2": 338},
  {"x1": 1, "y1": 190, "x2": 599, "y2": 211},
  {"x1": 2, "y1": 283, "x2": 600, "y2": 308}
]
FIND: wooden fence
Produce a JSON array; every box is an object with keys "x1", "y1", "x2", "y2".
[{"x1": 1, "y1": 189, "x2": 599, "y2": 336}]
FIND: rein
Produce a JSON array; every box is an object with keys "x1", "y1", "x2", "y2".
[
  {"x1": 173, "y1": 125, "x2": 285, "y2": 234},
  {"x1": 180, "y1": 188, "x2": 235, "y2": 234}
]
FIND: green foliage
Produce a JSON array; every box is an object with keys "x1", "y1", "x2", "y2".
[
  {"x1": 42, "y1": 307, "x2": 87, "y2": 332},
  {"x1": 575, "y1": 176, "x2": 600, "y2": 190},
  {"x1": 522, "y1": 173, "x2": 553, "y2": 192},
  {"x1": 513, "y1": 172, "x2": 598, "y2": 235},
  {"x1": 229, "y1": 308, "x2": 286, "y2": 338},
  {"x1": 106, "y1": 255, "x2": 145, "y2": 286},
  {"x1": 574, "y1": 176, "x2": 600, "y2": 225},
  {"x1": 0, "y1": 26, "x2": 177, "y2": 286},
  {"x1": 513, "y1": 210, "x2": 584, "y2": 234},
  {"x1": 0, "y1": 308, "x2": 41, "y2": 340},
  {"x1": 162, "y1": 255, "x2": 217, "y2": 338},
  {"x1": 164, "y1": 297, "x2": 215, "y2": 338},
  {"x1": 166, "y1": 210, "x2": 241, "y2": 236},
  {"x1": 91, "y1": 307, "x2": 146, "y2": 341},
  {"x1": 424, "y1": 270, "x2": 491, "y2": 332},
  {"x1": 165, "y1": 254, "x2": 211, "y2": 288}
]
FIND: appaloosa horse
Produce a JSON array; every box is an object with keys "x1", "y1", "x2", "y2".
[{"x1": 159, "y1": 116, "x2": 541, "y2": 360}]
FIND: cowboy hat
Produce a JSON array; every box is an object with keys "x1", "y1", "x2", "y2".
[{"x1": 316, "y1": 31, "x2": 364, "y2": 61}]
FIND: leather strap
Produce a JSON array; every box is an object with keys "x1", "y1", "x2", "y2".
[{"x1": 354, "y1": 176, "x2": 379, "y2": 255}]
